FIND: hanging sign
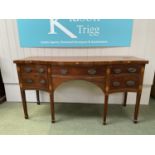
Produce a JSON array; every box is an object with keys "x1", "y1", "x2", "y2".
[{"x1": 17, "y1": 19, "x2": 133, "y2": 47}]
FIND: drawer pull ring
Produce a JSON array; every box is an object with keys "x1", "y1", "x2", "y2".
[
  {"x1": 26, "y1": 79, "x2": 33, "y2": 83},
  {"x1": 126, "y1": 80, "x2": 135, "y2": 86},
  {"x1": 112, "y1": 81, "x2": 120, "y2": 87},
  {"x1": 38, "y1": 68, "x2": 44, "y2": 73},
  {"x1": 88, "y1": 69, "x2": 97, "y2": 75},
  {"x1": 60, "y1": 69, "x2": 68, "y2": 75},
  {"x1": 113, "y1": 68, "x2": 122, "y2": 74},
  {"x1": 40, "y1": 80, "x2": 46, "y2": 84},
  {"x1": 24, "y1": 67, "x2": 32, "y2": 73},
  {"x1": 128, "y1": 67, "x2": 137, "y2": 73}
]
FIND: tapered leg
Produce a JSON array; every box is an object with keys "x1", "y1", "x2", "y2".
[
  {"x1": 20, "y1": 89, "x2": 29, "y2": 119},
  {"x1": 103, "y1": 94, "x2": 109, "y2": 125},
  {"x1": 134, "y1": 92, "x2": 142, "y2": 123},
  {"x1": 123, "y1": 92, "x2": 127, "y2": 106},
  {"x1": 50, "y1": 91, "x2": 55, "y2": 123},
  {"x1": 36, "y1": 90, "x2": 40, "y2": 105}
]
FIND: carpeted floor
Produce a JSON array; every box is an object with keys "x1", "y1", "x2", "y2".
[{"x1": 0, "y1": 98, "x2": 155, "y2": 135}]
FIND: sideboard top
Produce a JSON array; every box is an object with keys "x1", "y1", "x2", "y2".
[{"x1": 14, "y1": 56, "x2": 149, "y2": 65}]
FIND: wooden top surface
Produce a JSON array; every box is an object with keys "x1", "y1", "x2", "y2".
[{"x1": 14, "y1": 56, "x2": 148, "y2": 65}]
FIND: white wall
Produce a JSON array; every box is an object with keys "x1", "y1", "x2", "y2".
[{"x1": 0, "y1": 19, "x2": 155, "y2": 104}]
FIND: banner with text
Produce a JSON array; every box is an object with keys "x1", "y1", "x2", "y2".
[{"x1": 17, "y1": 19, "x2": 133, "y2": 47}]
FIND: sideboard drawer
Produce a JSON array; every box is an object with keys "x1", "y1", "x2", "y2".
[
  {"x1": 52, "y1": 66, "x2": 106, "y2": 76},
  {"x1": 21, "y1": 64, "x2": 48, "y2": 75},
  {"x1": 124, "y1": 76, "x2": 140, "y2": 89},
  {"x1": 21, "y1": 75, "x2": 48, "y2": 90},
  {"x1": 109, "y1": 75, "x2": 139, "y2": 91},
  {"x1": 110, "y1": 64, "x2": 141, "y2": 74},
  {"x1": 109, "y1": 76, "x2": 124, "y2": 91}
]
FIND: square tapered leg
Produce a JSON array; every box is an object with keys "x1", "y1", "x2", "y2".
[
  {"x1": 50, "y1": 91, "x2": 55, "y2": 123},
  {"x1": 20, "y1": 89, "x2": 29, "y2": 119},
  {"x1": 103, "y1": 94, "x2": 109, "y2": 125},
  {"x1": 36, "y1": 90, "x2": 40, "y2": 105},
  {"x1": 134, "y1": 92, "x2": 142, "y2": 123}
]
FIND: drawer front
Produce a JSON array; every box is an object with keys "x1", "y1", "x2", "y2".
[
  {"x1": 124, "y1": 76, "x2": 139, "y2": 89},
  {"x1": 52, "y1": 66, "x2": 106, "y2": 76},
  {"x1": 19, "y1": 64, "x2": 48, "y2": 90},
  {"x1": 109, "y1": 75, "x2": 140, "y2": 91},
  {"x1": 109, "y1": 76, "x2": 124, "y2": 90},
  {"x1": 21, "y1": 64, "x2": 48, "y2": 76},
  {"x1": 21, "y1": 75, "x2": 48, "y2": 90},
  {"x1": 110, "y1": 64, "x2": 141, "y2": 74}
]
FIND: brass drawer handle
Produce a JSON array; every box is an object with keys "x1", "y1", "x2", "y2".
[
  {"x1": 38, "y1": 68, "x2": 45, "y2": 73},
  {"x1": 24, "y1": 67, "x2": 32, "y2": 73},
  {"x1": 112, "y1": 81, "x2": 120, "y2": 87},
  {"x1": 60, "y1": 69, "x2": 68, "y2": 75},
  {"x1": 88, "y1": 69, "x2": 97, "y2": 75},
  {"x1": 128, "y1": 67, "x2": 137, "y2": 73},
  {"x1": 113, "y1": 68, "x2": 122, "y2": 74},
  {"x1": 40, "y1": 79, "x2": 46, "y2": 84},
  {"x1": 126, "y1": 80, "x2": 135, "y2": 86},
  {"x1": 26, "y1": 79, "x2": 33, "y2": 83}
]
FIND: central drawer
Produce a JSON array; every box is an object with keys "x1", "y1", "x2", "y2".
[{"x1": 52, "y1": 66, "x2": 106, "y2": 77}]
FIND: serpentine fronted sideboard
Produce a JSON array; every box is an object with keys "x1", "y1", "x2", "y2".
[{"x1": 14, "y1": 56, "x2": 148, "y2": 125}]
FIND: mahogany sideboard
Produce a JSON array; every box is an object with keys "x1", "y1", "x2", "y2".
[{"x1": 14, "y1": 56, "x2": 148, "y2": 125}]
